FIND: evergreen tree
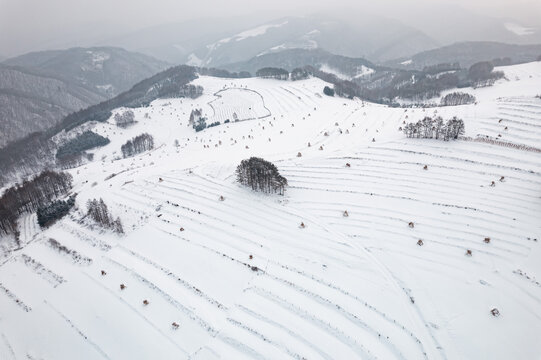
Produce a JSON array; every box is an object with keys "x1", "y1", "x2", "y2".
[{"x1": 236, "y1": 157, "x2": 288, "y2": 195}]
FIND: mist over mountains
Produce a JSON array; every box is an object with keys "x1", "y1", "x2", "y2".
[{"x1": 0, "y1": 47, "x2": 168, "y2": 148}]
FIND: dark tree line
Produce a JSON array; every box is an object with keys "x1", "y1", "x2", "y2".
[
  {"x1": 290, "y1": 68, "x2": 310, "y2": 81},
  {"x1": 236, "y1": 157, "x2": 288, "y2": 195},
  {"x1": 422, "y1": 63, "x2": 461, "y2": 75},
  {"x1": 403, "y1": 116, "x2": 465, "y2": 140},
  {"x1": 87, "y1": 198, "x2": 123, "y2": 233},
  {"x1": 256, "y1": 67, "x2": 290, "y2": 80},
  {"x1": 441, "y1": 92, "x2": 476, "y2": 106},
  {"x1": 0, "y1": 171, "x2": 73, "y2": 235},
  {"x1": 56, "y1": 131, "x2": 110, "y2": 160},
  {"x1": 37, "y1": 196, "x2": 76, "y2": 228},
  {"x1": 121, "y1": 133, "x2": 154, "y2": 158},
  {"x1": 197, "y1": 67, "x2": 251, "y2": 79}
]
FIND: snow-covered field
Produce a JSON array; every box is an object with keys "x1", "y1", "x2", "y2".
[{"x1": 1, "y1": 62, "x2": 540, "y2": 360}]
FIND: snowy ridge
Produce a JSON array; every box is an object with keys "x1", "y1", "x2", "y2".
[{"x1": 0, "y1": 62, "x2": 540, "y2": 359}]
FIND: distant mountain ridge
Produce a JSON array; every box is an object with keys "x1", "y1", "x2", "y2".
[
  {"x1": 0, "y1": 47, "x2": 169, "y2": 149},
  {"x1": 385, "y1": 41, "x2": 541, "y2": 70},
  {"x1": 3, "y1": 47, "x2": 169, "y2": 97},
  {"x1": 102, "y1": 15, "x2": 440, "y2": 66},
  {"x1": 220, "y1": 48, "x2": 380, "y2": 79}
]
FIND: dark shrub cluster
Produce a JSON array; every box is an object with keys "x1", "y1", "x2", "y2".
[{"x1": 323, "y1": 86, "x2": 335, "y2": 96}]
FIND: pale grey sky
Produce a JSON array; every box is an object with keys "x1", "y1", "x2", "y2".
[{"x1": 1, "y1": 0, "x2": 540, "y2": 57}]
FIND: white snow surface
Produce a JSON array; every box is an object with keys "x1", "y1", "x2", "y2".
[
  {"x1": 504, "y1": 22, "x2": 536, "y2": 36},
  {"x1": 1, "y1": 62, "x2": 541, "y2": 360},
  {"x1": 319, "y1": 64, "x2": 374, "y2": 80},
  {"x1": 212, "y1": 21, "x2": 289, "y2": 48}
]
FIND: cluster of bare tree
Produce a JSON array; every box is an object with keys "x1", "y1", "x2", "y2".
[
  {"x1": 0, "y1": 171, "x2": 73, "y2": 235},
  {"x1": 121, "y1": 133, "x2": 154, "y2": 158},
  {"x1": 86, "y1": 198, "x2": 123, "y2": 233},
  {"x1": 114, "y1": 110, "x2": 136, "y2": 128},
  {"x1": 403, "y1": 116, "x2": 465, "y2": 140},
  {"x1": 441, "y1": 92, "x2": 476, "y2": 106},
  {"x1": 236, "y1": 157, "x2": 288, "y2": 195}
]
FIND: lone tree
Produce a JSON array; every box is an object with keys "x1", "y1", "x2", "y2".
[{"x1": 236, "y1": 157, "x2": 288, "y2": 195}]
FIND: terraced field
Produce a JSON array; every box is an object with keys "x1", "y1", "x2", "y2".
[{"x1": 0, "y1": 62, "x2": 540, "y2": 359}]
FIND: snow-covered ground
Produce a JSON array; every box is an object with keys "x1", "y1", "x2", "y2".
[
  {"x1": 319, "y1": 64, "x2": 374, "y2": 80},
  {"x1": 1, "y1": 62, "x2": 540, "y2": 360}
]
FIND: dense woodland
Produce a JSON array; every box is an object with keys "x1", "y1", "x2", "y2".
[
  {"x1": 236, "y1": 157, "x2": 288, "y2": 195},
  {"x1": 37, "y1": 196, "x2": 76, "y2": 228},
  {"x1": 0, "y1": 171, "x2": 73, "y2": 235},
  {"x1": 56, "y1": 131, "x2": 110, "y2": 160},
  {"x1": 403, "y1": 116, "x2": 465, "y2": 140},
  {"x1": 121, "y1": 133, "x2": 155, "y2": 158}
]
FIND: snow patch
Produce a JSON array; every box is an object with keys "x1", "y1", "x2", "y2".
[{"x1": 504, "y1": 22, "x2": 536, "y2": 36}]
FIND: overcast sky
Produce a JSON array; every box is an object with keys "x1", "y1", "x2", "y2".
[{"x1": 1, "y1": 0, "x2": 540, "y2": 57}]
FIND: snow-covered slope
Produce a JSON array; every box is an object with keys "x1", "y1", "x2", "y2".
[{"x1": 1, "y1": 62, "x2": 541, "y2": 360}]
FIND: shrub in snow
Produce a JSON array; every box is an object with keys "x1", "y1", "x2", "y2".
[
  {"x1": 323, "y1": 86, "x2": 335, "y2": 97},
  {"x1": 236, "y1": 157, "x2": 288, "y2": 195}
]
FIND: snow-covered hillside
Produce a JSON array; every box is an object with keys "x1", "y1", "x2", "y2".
[{"x1": 1, "y1": 62, "x2": 540, "y2": 360}]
